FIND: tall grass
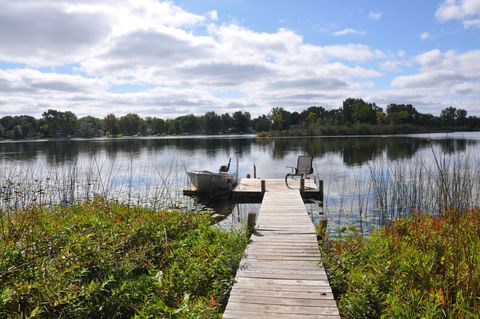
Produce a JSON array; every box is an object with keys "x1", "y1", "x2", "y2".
[
  {"x1": 0, "y1": 156, "x2": 191, "y2": 211},
  {"x1": 322, "y1": 149, "x2": 480, "y2": 318},
  {"x1": 0, "y1": 198, "x2": 247, "y2": 318},
  {"x1": 369, "y1": 153, "x2": 480, "y2": 224}
]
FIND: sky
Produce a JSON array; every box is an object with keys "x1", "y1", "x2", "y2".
[{"x1": 0, "y1": 0, "x2": 479, "y2": 118}]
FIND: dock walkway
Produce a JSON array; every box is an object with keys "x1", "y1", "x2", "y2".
[{"x1": 223, "y1": 179, "x2": 340, "y2": 318}]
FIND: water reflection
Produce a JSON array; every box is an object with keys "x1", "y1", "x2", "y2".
[
  {"x1": 1, "y1": 134, "x2": 476, "y2": 167},
  {"x1": 1, "y1": 132, "x2": 479, "y2": 234}
]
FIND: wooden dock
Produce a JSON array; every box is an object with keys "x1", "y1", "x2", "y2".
[
  {"x1": 184, "y1": 178, "x2": 323, "y2": 204},
  {"x1": 223, "y1": 180, "x2": 339, "y2": 319}
]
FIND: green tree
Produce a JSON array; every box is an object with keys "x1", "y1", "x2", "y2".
[
  {"x1": 176, "y1": 114, "x2": 200, "y2": 135},
  {"x1": 386, "y1": 104, "x2": 419, "y2": 124},
  {"x1": 145, "y1": 117, "x2": 165, "y2": 135},
  {"x1": 232, "y1": 111, "x2": 251, "y2": 133},
  {"x1": 0, "y1": 123, "x2": 4, "y2": 138},
  {"x1": 42, "y1": 109, "x2": 78, "y2": 137},
  {"x1": 77, "y1": 116, "x2": 104, "y2": 137},
  {"x1": 104, "y1": 114, "x2": 119, "y2": 136},
  {"x1": 440, "y1": 106, "x2": 457, "y2": 127},
  {"x1": 203, "y1": 112, "x2": 221, "y2": 134},
  {"x1": 13, "y1": 125, "x2": 23, "y2": 139},
  {"x1": 270, "y1": 107, "x2": 288, "y2": 130},
  {"x1": 254, "y1": 115, "x2": 272, "y2": 132},
  {"x1": 220, "y1": 113, "x2": 234, "y2": 133},
  {"x1": 343, "y1": 98, "x2": 377, "y2": 124},
  {"x1": 119, "y1": 113, "x2": 142, "y2": 136}
]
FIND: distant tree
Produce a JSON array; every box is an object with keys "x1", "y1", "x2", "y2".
[
  {"x1": 301, "y1": 106, "x2": 327, "y2": 124},
  {"x1": 232, "y1": 111, "x2": 251, "y2": 133},
  {"x1": 77, "y1": 116, "x2": 104, "y2": 137},
  {"x1": 13, "y1": 125, "x2": 23, "y2": 139},
  {"x1": 254, "y1": 115, "x2": 272, "y2": 132},
  {"x1": 203, "y1": 112, "x2": 221, "y2": 134},
  {"x1": 42, "y1": 109, "x2": 78, "y2": 137},
  {"x1": 0, "y1": 123, "x2": 4, "y2": 138},
  {"x1": 220, "y1": 113, "x2": 234, "y2": 133},
  {"x1": 119, "y1": 113, "x2": 142, "y2": 136},
  {"x1": 104, "y1": 114, "x2": 119, "y2": 136},
  {"x1": 342, "y1": 98, "x2": 377, "y2": 124},
  {"x1": 456, "y1": 108, "x2": 467, "y2": 126},
  {"x1": 145, "y1": 117, "x2": 165, "y2": 135},
  {"x1": 176, "y1": 114, "x2": 200, "y2": 135},
  {"x1": 289, "y1": 111, "x2": 301, "y2": 126},
  {"x1": 270, "y1": 107, "x2": 289, "y2": 130},
  {"x1": 304, "y1": 111, "x2": 318, "y2": 134},
  {"x1": 440, "y1": 106, "x2": 458, "y2": 127},
  {"x1": 0, "y1": 116, "x2": 14, "y2": 132},
  {"x1": 386, "y1": 104, "x2": 419, "y2": 125}
]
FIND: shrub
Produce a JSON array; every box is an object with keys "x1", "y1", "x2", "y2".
[
  {"x1": 0, "y1": 198, "x2": 247, "y2": 318},
  {"x1": 322, "y1": 211, "x2": 480, "y2": 318}
]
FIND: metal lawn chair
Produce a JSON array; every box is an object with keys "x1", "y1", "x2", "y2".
[{"x1": 285, "y1": 155, "x2": 314, "y2": 188}]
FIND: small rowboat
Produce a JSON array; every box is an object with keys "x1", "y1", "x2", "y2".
[{"x1": 187, "y1": 158, "x2": 238, "y2": 194}]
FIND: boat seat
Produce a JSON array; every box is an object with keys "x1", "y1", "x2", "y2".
[{"x1": 285, "y1": 155, "x2": 314, "y2": 188}]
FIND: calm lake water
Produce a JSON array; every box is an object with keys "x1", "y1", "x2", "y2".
[{"x1": 1, "y1": 132, "x2": 479, "y2": 234}]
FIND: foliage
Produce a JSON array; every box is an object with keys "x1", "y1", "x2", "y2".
[
  {"x1": 322, "y1": 211, "x2": 480, "y2": 318},
  {"x1": 1, "y1": 99, "x2": 480, "y2": 140},
  {"x1": 0, "y1": 198, "x2": 247, "y2": 318}
]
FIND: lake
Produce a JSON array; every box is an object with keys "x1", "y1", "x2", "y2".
[{"x1": 1, "y1": 132, "x2": 479, "y2": 234}]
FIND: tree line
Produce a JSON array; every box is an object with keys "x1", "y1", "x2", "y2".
[{"x1": 0, "y1": 98, "x2": 479, "y2": 139}]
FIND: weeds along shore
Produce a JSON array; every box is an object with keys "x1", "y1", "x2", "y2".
[
  {"x1": 0, "y1": 198, "x2": 247, "y2": 318},
  {"x1": 322, "y1": 153, "x2": 480, "y2": 318}
]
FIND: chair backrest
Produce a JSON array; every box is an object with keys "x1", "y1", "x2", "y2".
[{"x1": 296, "y1": 156, "x2": 313, "y2": 175}]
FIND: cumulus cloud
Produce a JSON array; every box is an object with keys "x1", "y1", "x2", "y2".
[
  {"x1": 463, "y1": 18, "x2": 480, "y2": 27},
  {"x1": 436, "y1": 0, "x2": 480, "y2": 20},
  {"x1": 391, "y1": 50, "x2": 480, "y2": 102},
  {"x1": 0, "y1": 1, "x2": 111, "y2": 65},
  {"x1": 436, "y1": 0, "x2": 480, "y2": 28},
  {"x1": 0, "y1": 0, "x2": 478, "y2": 117},
  {"x1": 369, "y1": 11, "x2": 383, "y2": 21},
  {"x1": 333, "y1": 28, "x2": 366, "y2": 36},
  {"x1": 419, "y1": 32, "x2": 431, "y2": 40}
]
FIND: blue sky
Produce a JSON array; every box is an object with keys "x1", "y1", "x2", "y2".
[{"x1": 0, "y1": 0, "x2": 479, "y2": 118}]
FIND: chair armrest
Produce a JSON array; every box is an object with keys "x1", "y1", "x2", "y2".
[{"x1": 286, "y1": 166, "x2": 296, "y2": 173}]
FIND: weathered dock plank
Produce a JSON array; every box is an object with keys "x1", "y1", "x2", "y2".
[{"x1": 223, "y1": 183, "x2": 339, "y2": 318}]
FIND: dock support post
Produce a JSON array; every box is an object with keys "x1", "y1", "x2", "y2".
[
  {"x1": 261, "y1": 179, "x2": 265, "y2": 194},
  {"x1": 319, "y1": 180, "x2": 324, "y2": 208},
  {"x1": 254, "y1": 164, "x2": 257, "y2": 178},
  {"x1": 300, "y1": 178, "x2": 305, "y2": 193},
  {"x1": 247, "y1": 212, "x2": 256, "y2": 234}
]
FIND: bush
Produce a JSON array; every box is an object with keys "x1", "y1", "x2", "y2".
[
  {"x1": 322, "y1": 211, "x2": 480, "y2": 318},
  {"x1": 0, "y1": 198, "x2": 247, "y2": 318}
]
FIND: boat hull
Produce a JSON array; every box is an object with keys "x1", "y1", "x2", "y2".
[{"x1": 187, "y1": 171, "x2": 237, "y2": 193}]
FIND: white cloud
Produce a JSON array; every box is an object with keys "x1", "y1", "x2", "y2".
[
  {"x1": 419, "y1": 32, "x2": 431, "y2": 40},
  {"x1": 392, "y1": 50, "x2": 480, "y2": 97},
  {"x1": 436, "y1": 0, "x2": 480, "y2": 20},
  {"x1": 333, "y1": 28, "x2": 366, "y2": 36},
  {"x1": 436, "y1": 0, "x2": 480, "y2": 28},
  {"x1": 369, "y1": 11, "x2": 383, "y2": 21},
  {"x1": 207, "y1": 10, "x2": 218, "y2": 21},
  {"x1": 463, "y1": 18, "x2": 480, "y2": 27},
  {"x1": 0, "y1": 0, "x2": 478, "y2": 117}
]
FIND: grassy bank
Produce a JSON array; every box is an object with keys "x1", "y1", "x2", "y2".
[
  {"x1": 0, "y1": 198, "x2": 247, "y2": 318},
  {"x1": 322, "y1": 211, "x2": 480, "y2": 318}
]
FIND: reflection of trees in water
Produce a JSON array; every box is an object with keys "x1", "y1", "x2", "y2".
[
  {"x1": 438, "y1": 139, "x2": 472, "y2": 154},
  {"x1": 0, "y1": 137, "x2": 254, "y2": 165},
  {"x1": 0, "y1": 136, "x2": 478, "y2": 167},
  {"x1": 256, "y1": 136, "x2": 478, "y2": 166}
]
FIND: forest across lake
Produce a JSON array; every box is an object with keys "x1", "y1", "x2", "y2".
[{"x1": 1, "y1": 98, "x2": 479, "y2": 140}]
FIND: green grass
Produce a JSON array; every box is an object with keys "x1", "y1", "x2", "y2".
[
  {"x1": 0, "y1": 198, "x2": 247, "y2": 318},
  {"x1": 322, "y1": 211, "x2": 480, "y2": 319}
]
